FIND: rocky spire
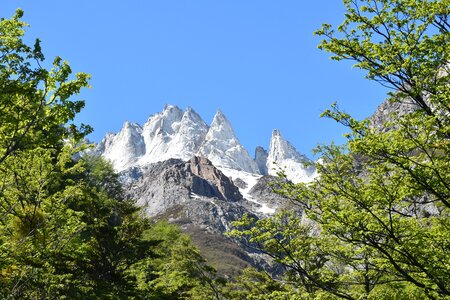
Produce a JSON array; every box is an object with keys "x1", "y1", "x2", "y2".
[
  {"x1": 198, "y1": 110, "x2": 259, "y2": 174},
  {"x1": 254, "y1": 146, "x2": 268, "y2": 175},
  {"x1": 267, "y1": 129, "x2": 316, "y2": 183}
]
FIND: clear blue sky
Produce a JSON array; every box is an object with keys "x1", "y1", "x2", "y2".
[{"x1": 2, "y1": 1, "x2": 388, "y2": 157}]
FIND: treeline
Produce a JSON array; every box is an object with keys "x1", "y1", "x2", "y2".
[{"x1": 1, "y1": 0, "x2": 450, "y2": 299}]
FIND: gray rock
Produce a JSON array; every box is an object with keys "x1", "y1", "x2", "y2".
[
  {"x1": 369, "y1": 99, "x2": 418, "y2": 131},
  {"x1": 233, "y1": 177, "x2": 248, "y2": 189},
  {"x1": 254, "y1": 146, "x2": 268, "y2": 175},
  {"x1": 249, "y1": 175, "x2": 298, "y2": 211},
  {"x1": 123, "y1": 156, "x2": 245, "y2": 231}
]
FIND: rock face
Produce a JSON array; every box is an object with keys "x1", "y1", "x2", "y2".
[
  {"x1": 121, "y1": 156, "x2": 266, "y2": 276},
  {"x1": 254, "y1": 146, "x2": 268, "y2": 175},
  {"x1": 189, "y1": 156, "x2": 242, "y2": 202},
  {"x1": 98, "y1": 122, "x2": 145, "y2": 171},
  {"x1": 249, "y1": 175, "x2": 297, "y2": 211},
  {"x1": 266, "y1": 129, "x2": 316, "y2": 183},
  {"x1": 369, "y1": 100, "x2": 418, "y2": 131},
  {"x1": 125, "y1": 156, "x2": 243, "y2": 219}
]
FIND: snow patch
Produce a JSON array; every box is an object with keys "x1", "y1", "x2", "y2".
[{"x1": 220, "y1": 167, "x2": 275, "y2": 215}]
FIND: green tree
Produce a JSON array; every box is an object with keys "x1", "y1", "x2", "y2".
[
  {"x1": 0, "y1": 10, "x2": 218, "y2": 299},
  {"x1": 0, "y1": 9, "x2": 91, "y2": 165},
  {"x1": 231, "y1": 0, "x2": 450, "y2": 299},
  {"x1": 131, "y1": 221, "x2": 222, "y2": 300},
  {"x1": 222, "y1": 267, "x2": 304, "y2": 300},
  {"x1": 0, "y1": 9, "x2": 94, "y2": 297},
  {"x1": 0, "y1": 152, "x2": 157, "y2": 298}
]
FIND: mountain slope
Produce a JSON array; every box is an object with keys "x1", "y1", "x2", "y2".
[{"x1": 97, "y1": 122, "x2": 145, "y2": 171}]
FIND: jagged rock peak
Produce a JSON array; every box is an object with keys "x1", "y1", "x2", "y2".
[
  {"x1": 199, "y1": 110, "x2": 259, "y2": 174},
  {"x1": 167, "y1": 107, "x2": 209, "y2": 160},
  {"x1": 268, "y1": 129, "x2": 305, "y2": 162},
  {"x1": 182, "y1": 106, "x2": 206, "y2": 125},
  {"x1": 138, "y1": 105, "x2": 186, "y2": 164},
  {"x1": 97, "y1": 105, "x2": 318, "y2": 180},
  {"x1": 272, "y1": 129, "x2": 281, "y2": 137},
  {"x1": 267, "y1": 129, "x2": 316, "y2": 183},
  {"x1": 208, "y1": 109, "x2": 236, "y2": 139},
  {"x1": 143, "y1": 104, "x2": 184, "y2": 136},
  {"x1": 254, "y1": 146, "x2": 268, "y2": 175},
  {"x1": 213, "y1": 109, "x2": 227, "y2": 123},
  {"x1": 123, "y1": 120, "x2": 142, "y2": 129}
]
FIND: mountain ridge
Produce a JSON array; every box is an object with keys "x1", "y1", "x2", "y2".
[{"x1": 96, "y1": 104, "x2": 316, "y2": 184}]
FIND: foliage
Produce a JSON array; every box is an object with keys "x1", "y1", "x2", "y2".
[
  {"x1": 0, "y1": 9, "x2": 91, "y2": 165},
  {"x1": 231, "y1": 0, "x2": 450, "y2": 299},
  {"x1": 222, "y1": 267, "x2": 306, "y2": 300},
  {"x1": 131, "y1": 221, "x2": 222, "y2": 300}
]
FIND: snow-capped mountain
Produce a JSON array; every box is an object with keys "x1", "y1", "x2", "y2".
[
  {"x1": 266, "y1": 129, "x2": 316, "y2": 183},
  {"x1": 169, "y1": 107, "x2": 209, "y2": 159},
  {"x1": 138, "y1": 105, "x2": 208, "y2": 166},
  {"x1": 96, "y1": 104, "x2": 316, "y2": 184}
]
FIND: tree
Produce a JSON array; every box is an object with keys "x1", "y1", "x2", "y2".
[
  {"x1": 222, "y1": 267, "x2": 304, "y2": 300},
  {"x1": 231, "y1": 0, "x2": 450, "y2": 299},
  {"x1": 0, "y1": 153, "x2": 157, "y2": 298},
  {"x1": 0, "y1": 9, "x2": 91, "y2": 165},
  {"x1": 0, "y1": 9, "x2": 94, "y2": 297},
  {"x1": 0, "y1": 10, "x2": 218, "y2": 299},
  {"x1": 131, "y1": 221, "x2": 222, "y2": 300}
]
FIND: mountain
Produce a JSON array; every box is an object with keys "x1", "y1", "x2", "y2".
[
  {"x1": 94, "y1": 104, "x2": 315, "y2": 275},
  {"x1": 96, "y1": 104, "x2": 315, "y2": 183},
  {"x1": 168, "y1": 107, "x2": 209, "y2": 159},
  {"x1": 266, "y1": 129, "x2": 317, "y2": 183},
  {"x1": 97, "y1": 122, "x2": 145, "y2": 171},
  {"x1": 369, "y1": 99, "x2": 418, "y2": 131},
  {"x1": 121, "y1": 156, "x2": 269, "y2": 276},
  {"x1": 96, "y1": 105, "x2": 261, "y2": 175}
]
